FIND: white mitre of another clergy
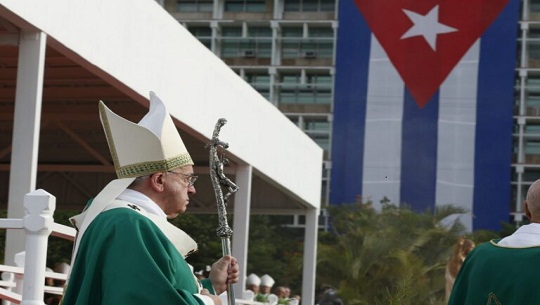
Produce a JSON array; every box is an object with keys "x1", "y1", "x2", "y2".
[
  {"x1": 70, "y1": 91, "x2": 193, "y2": 261},
  {"x1": 260, "y1": 274, "x2": 275, "y2": 287},
  {"x1": 246, "y1": 273, "x2": 261, "y2": 286}
]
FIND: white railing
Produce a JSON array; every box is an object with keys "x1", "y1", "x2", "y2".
[{"x1": 0, "y1": 189, "x2": 76, "y2": 305}]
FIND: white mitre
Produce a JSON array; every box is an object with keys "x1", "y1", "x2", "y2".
[
  {"x1": 100, "y1": 91, "x2": 193, "y2": 178},
  {"x1": 246, "y1": 273, "x2": 261, "y2": 286},
  {"x1": 260, "y1": 274, "x2": 275, "y2": 287}
]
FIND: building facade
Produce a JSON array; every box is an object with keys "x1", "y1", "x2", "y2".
[
  {"x1": 515, "y1": 0, "x2": 540, "y2": 223},
  {"x1": 161, "y1": 0, "x2": 336, "y2": 210},
  {"x1": 164, "y1": 0, "x2": 540, "y2": 230}
]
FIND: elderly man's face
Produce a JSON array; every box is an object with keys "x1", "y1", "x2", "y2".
[{"x1": 162, "y1": 165, "x2": 197, "y2": 218}]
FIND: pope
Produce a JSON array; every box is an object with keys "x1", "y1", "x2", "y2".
[{"x1": 61, "y1": 92, "x2": 239, "y2": 305}]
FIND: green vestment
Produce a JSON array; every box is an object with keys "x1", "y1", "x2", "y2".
[
  {"x1": 62, "y1": 207, "x2": 214, "y2": 305},
  {"x1": 255, "y1": 293, "x2": 268, "y2": 303},
  {"x1": 277, "y1": 297, "x2": 289, "y2": 305},
  {"x1": 448, "y1": 240, "x2": 540, "y2": 305}
]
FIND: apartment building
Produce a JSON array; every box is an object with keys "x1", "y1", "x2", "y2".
[
  {"x1": 160, "y1": 0, "x2": 336, "y2": 209},
  {"x1": 514, "y1": 0, "x2": 540, "y2": 222}
]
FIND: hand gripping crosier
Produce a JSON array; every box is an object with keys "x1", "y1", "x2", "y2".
[{"x1": 206, "y1": 118, "x2": 239, "y2": 305}]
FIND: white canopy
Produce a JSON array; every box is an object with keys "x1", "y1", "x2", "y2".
[{"x1": 0, "y1": 0, "x2": 322, "y2": 304}]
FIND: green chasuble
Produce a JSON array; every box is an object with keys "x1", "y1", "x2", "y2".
[
  {"x1": 62, "y1": 207, "x2": 213, "y2": 305},
  {"x1": 447, "y1": 240, "x2": 540, "y2": 305},
  {"x1": 255, "y1": 293, "x2": 269, "y2": 303}
]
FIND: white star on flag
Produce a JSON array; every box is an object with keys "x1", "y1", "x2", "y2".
[{"x1": 401, "y1": 5, "x2": 457, "y2": 51}]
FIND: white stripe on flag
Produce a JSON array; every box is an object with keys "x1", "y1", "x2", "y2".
[
  {"x1": 362, "y1": 36, "x2": 404, "y2": 209},
  {"x1": 436, "y1": 40, "x2": 480, "y2": 231},
  {"x1": 362, "y1": 35, "x2": 479, "y2": 229}
]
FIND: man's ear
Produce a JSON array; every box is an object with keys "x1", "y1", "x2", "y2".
[
  {"x1": 149, "y1": 172, "x2": 166, "y2": 192},
  {"x1": 524, "y1": 201, "x2": 532, "y2": 219}
]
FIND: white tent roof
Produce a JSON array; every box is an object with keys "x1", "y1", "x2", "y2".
[
  {"x1": 0, "y1": 0, "x2": 322, "y2": 209},
  {"x1": 0, "y1": 0, "x2": 322, "y2": 304}
]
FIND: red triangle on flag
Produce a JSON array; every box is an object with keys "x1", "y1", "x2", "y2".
[{"x1": 353, "y1": 0, "x2": 510, "y2": 108}]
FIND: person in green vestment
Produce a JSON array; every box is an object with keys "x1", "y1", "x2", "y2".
[
  {"x1": 447, "y1": 179, "x2": 540, "y2": 305},
  {"x1": 255, "y1": 274, "x2": 276, "y2": 304},
  {"x1": 61, "y1": 92, "x2": 239, "y2": 305},
  {"x1": 243, "y1": 273, "x2": 261, "y2": 301},
  {"x1": 275, "y1": 286, "x2": 290, "y2": 305}
]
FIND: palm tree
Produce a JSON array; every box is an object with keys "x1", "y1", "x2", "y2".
[{"x1": 317, "y1": 201, "x2": 469, "y2": 305}]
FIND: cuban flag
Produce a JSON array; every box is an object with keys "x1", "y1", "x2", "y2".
[{"x1": 330, "y1": 0, "x2": 520, "y2": 231}]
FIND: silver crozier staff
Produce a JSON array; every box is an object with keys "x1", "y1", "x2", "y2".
[{"x1": 207, "y1": 118, "x2": 239, "y2": 305}]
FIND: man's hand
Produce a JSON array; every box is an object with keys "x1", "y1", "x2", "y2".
[
  {"x1": 209, "y1": 255, "x2": 239, "y2": 295},
  {"x1": 201, "y1": 289, "x2": 222, "y2": 305}
]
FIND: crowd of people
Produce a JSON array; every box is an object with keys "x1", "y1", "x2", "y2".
[{"x1": 243, "y1": 273, "x2": 301, "y2": 305}]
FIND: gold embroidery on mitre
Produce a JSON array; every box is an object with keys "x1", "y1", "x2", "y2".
[{"x1": 115, "y1": 154, "x2": 194, "y2": 178}]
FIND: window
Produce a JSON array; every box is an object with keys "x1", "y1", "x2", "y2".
[
  {"x1": 248, "y1": 26, "x2": 272, "y2": 38},
  {"x1": 281, "y1": 27, "x2": 304, "y2": 58},
  {"x1": 309, "y1": 133, "x2": 330, "y2": 150},
  {"x1": 525, "y1": 124, "x2": 540, "y2": 134},
  {"x1": 306, "y1": 73, "x2": 332, "y2": 87},
  {"x1": 291, "y1": 115, "x2": 331, "y2": 132},
  {"x1": 278, "y1": 73, "x2": 332, "y2": 105},
  {"x1": 532, "y1": 0, "x2": 540, "y2": 13},
  {"x1": 245, "y1": 72, "x2": 271, "y2": 99},
  {"x1": 177, "y1": 0, "x2": 213, "y2": 12},
  {"x1": 281, "y1": 26, "x2": 334, "y2": 59},
  {"x1": 187, "y1": 26, "x2": 212, "y2": 49},
  {"x1": 525, "y1": 140, "x2": 540, "y2": 154},
  {"x1": 221, "y1": 27, "x2": 242, "y2": 57},
  {"x1": 528, "y1": 41, "x2": 540, "y2": 61},
  {"x1": 222, "y1": 27, "x2": 242, "y2": 37},
  {"x1": 527, "y1": 77, "x2": 540, "y2": 95},
  {"x1": 284, "y1": 0, "x2": 335, "y2": 12},
  {"x1": 530, "y1": 28, "x2": 540, "y2": 39},
  {"x1": 303, "y1": 119, "x2": 330, "y2": 132},
  {"x1": 284, "y1": 0, "x2": 300, "y2": 11},
  {"x1": 523, "y1": 169, "x2": 540, "y2": 182},
  {"x1": 282, "y1": 27, "x2": 303, "y2": 38},
  {"x1": 221, "y1": 26, "x2": 272, "y2": 58},
  {"x1": 224, "y1": 0, "x2": 266, "y2": 12},
  {"x1": 310, "y1": 27, "x2": 333, "y2": 38},
  {"x1": 288, "y1": 115, "x2": 331, "y2": 152}
]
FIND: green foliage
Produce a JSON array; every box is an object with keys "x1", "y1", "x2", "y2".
[
  {"x1": 0, "y1": 201, "x2": 517, "y2": 305},
  {"x1": 171, "y1": 213, "x2": 223, "y2": 269},
  {"x1": 245, "y1": 215, "x2": 305, "y2": 292},
  {"x1": 317, "y1": 201, "x2": 472, "y2": 305},
  {"x1": 178, "y1": 214, "x2": 306, "y2": 295}
]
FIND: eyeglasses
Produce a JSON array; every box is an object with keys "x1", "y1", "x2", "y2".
[{"x1": 168, "y1": 171, "x2": 198, "y2": 187}]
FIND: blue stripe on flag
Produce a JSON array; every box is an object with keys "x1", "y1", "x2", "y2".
[
  {"x1": 400, "y1": 91, "x2": 439, "y2": 212},
  {"x1": 473, "y1": 0, "x2": 520, "y2": 230},
  {"x1": 330, "y1": 0, "x2": 371, "y2": 205}
]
